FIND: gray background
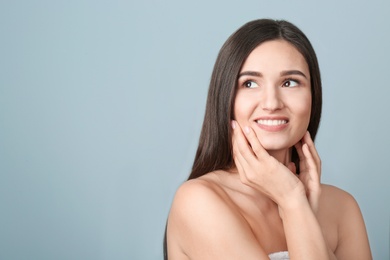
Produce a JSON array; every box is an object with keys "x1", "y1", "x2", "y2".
[{"x1": 1, "y1": 0, "x2": 389, "y2": 259}]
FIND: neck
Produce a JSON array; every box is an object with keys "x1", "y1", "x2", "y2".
[
  {"x1": 268, "y1": 148, "x2": 291, "y2": 166},
  {"x1": 226, "y1": 147, "x2": 293, "y2": 205},
  {"x1": 229, "y1": 148, "x2": 292, "y2": 172}
]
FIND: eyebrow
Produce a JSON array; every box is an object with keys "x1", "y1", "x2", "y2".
[
  {"x1": 280, "y1": 70, "x2": 307, "y2": 79},
  {"x1": 238, "y1": 70, "x2": 308, "y2": 79},
  {"x1": 238, "y1": 71, "x2": 262, "y2": 78}
]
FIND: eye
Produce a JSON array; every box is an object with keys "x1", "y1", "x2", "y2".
[
  {"x1": 282, "y1": 79, "x2": 299, "y2": 88},
  {"x1": 243, "y1": 80, "x2": 259, "y2": 89}
]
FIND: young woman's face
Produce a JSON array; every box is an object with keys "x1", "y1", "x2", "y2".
[{"x1": 234, "y1": 40, "x2": 312, "y2": 152}]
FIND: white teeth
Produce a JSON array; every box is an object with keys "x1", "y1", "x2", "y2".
[{"x1": 256, "y1": 119, "x2": 287, "y2": 126}]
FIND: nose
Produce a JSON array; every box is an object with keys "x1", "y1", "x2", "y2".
[{"x1": 261, "y1": 87, "x2": 283, "y2": 111}]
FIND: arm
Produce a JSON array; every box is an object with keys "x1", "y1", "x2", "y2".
[
  {"x1": 292, "y1": 134, "x2": 371, "y2": 259},
  {"x1": 232, "y1": 121, "x2": 334, "y2": 259},
  {"x1": 167, "y1": 180, "x2": 270, "y2": 260},
  {"x1": 323, "y1": 186, "x2": 372, "y2": 259},
  {"x1": 278, "y1": 196, "x2": 335, "y2": 259}
]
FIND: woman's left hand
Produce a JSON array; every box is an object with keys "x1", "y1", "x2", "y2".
[{"x1": 294, "y1": 131, "x2": 322, "y2": 214}]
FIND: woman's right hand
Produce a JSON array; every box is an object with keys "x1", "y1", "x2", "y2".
[
  {"x1": 231, "y1": 120, "x2": 306, "y2": 207},
  {"x1": 294, "y1": 131, "x2": 322, "y2": 214}
]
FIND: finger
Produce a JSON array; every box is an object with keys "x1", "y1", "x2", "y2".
[
  {"x1": 303, "y1": 132, "x2": 321, "y2": 169},
  {"x1": 242, "y1": 125, "x2": 269, "y2": 160},
  {"x1": 231, "y1": 122, "x2": 253, "y2": 167},
  {"x1": 232, "y1": 133, "x2": 254, "y2": 185},
  {"x1": 233, "y1": 153, "x2": 249, "y2": 185},
  {"x1": 294, "y1": 140, "x2": 308, "y2": 173},
  {"x1": 232, "y1": 121, "x2": 265, "y2": 163},
  {"x1": 294, "y1": 140, "x2": 305, "y2": 162},
  {"x1": 302, "y1": 143, "x2": 320, "y2": 183},
  {"x1": 287, "y1": 162, "x2": 297, "y2": 175}
]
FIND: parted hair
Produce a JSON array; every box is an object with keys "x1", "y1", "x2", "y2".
[
  {"x1": 188, "y1": 18, "x2": 322, "y2": 180},
  {"x1": 164, "y1": 18, "x2": 322, "y2": 260}
]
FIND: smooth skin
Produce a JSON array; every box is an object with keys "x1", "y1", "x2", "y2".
[{"x1": 166, "y1": 40, "x2": 371, "y2": 259}]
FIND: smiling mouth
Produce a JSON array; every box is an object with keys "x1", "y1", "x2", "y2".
[{"x1": 256, "y1": 119, "x2": 288, "y2": 126}]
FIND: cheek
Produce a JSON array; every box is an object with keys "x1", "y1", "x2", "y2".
[
  {"x1": 294, "y1": 95, "x2": 312, "y2": 130},
  {"x1": 233, "y1": 93, "x2": 253, "y2": 121},
  {"x1": 298, "y1": 100, "x2": 312, "y2": 121}
]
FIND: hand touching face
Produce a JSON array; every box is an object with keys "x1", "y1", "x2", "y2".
[
  {"x1": 234, "y1": 40, "x2": 312, "y2": 155},
  {"x1": 232, "y1": 121, "x2": 322, "y2": 214}
]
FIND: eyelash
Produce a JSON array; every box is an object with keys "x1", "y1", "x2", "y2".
[
  {"x1": 282, "y1": 78, "x2": 300, "y2": 88},
  {"x1": 242, "y1": 79, "x2": 258, "y2": 88},
  {"x1": 241, "y1": 78, "x2": 301, "y2": 88}
]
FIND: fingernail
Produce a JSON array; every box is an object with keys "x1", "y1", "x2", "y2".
[
  {"x1": 231, "y1": 120, "x2": 236, "y2": 129},
  {"x1": 244, "y1": 126, "x2": 250, "y2": 134}
]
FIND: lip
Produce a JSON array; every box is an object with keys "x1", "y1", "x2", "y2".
[{"x1": 254, "y1": 116, "x2": 289, "y2": 132}]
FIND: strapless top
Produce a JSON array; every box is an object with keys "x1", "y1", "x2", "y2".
[{"x1": 268, "y1": 251, "x2": 289, "y2": 260}]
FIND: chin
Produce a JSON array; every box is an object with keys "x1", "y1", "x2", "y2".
[
  {"x1": 257, "y1": 135, "x2": 298, "y2": 151},
  {"x1": 259, "y1": 140, "x2": 291, "y2": 151},
  {"x1": 256, "y1": 129, "x2": 306, "y2": 149}
]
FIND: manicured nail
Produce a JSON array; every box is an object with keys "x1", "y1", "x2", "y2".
[
  {"x1": 244, "y1": 126, "x2": 250, "y2": 134},
  {"x1": 231, "y1": 120, "x2": 236, "y2": 129}
]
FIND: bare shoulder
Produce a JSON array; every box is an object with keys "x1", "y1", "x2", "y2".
[
  {"x1": 320, "y1": 184, "x2": 362, "y2": 216},
  {"x1": 321, "y1": 184, "x2": 357, "y2": 204},
  {"x1": 320, "y1": 184, "x2": 372, "y2": 259},
  {"x1": 167, "y1": 177, "x2": 246, "y2": 241},
  {"x1": 167, "y1": 176, "x2": 267, "y2": 259},
  {"x1": 169, "y1": 177, "x2": 232, "y2": 220},
  {"x1": 172, "y1": 177, "x2": 226, "y2": 206},
  {"x1": 319, "y1": 184, "x2": 364, "y2": 229}
]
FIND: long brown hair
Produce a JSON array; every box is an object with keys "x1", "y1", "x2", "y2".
[
  {"x1": 164, "y1": 18, "x2": 322, "y2": 259},
  {"x1": 188, "y1": 19, "x2": 322, "y2": 180}
]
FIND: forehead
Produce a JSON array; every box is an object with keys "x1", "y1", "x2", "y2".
[{"x1": 240, "y1": 40, "x2": 309, "y2": 77}]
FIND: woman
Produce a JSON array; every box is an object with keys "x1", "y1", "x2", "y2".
[{"x1": 164, "y1": 19, "x2": 371, "y2": 259}]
